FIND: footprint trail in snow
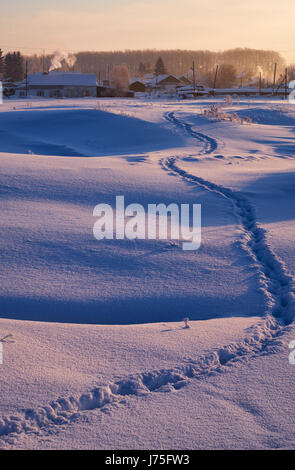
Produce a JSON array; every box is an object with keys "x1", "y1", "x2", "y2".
[{"x1": 1, "y1": 111, "x2": 294, "y2": 444}]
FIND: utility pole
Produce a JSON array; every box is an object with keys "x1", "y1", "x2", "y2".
[
  {"x1": 285, "y1": 68, "x2": 288, "y2": 100},
  {"x1": 42, "y1": 50, "x2": 45, "y2": 74},
  {"x1": 259, "y1": 71, "x2": 262, "y2": 96},
  {"x1": 25, "y1": 60, "x2": 28, "y2": 97},
  {"x1": 192, "y1": 61, "x2": 196, "y2": 93},
  {"x1": 273, "y1": 62, "x2": 277, "y2": 95},
  {"x1": 213, "y1": 65, "x2": 219, "y2": 94}
]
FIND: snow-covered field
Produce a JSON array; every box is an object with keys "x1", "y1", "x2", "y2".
[{"x1": 1, "y1": 96, "x2": 295, "y2": 449}]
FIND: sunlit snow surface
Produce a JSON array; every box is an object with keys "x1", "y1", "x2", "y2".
[{"x1": 1, "y1": 97, "x2": 295, "y2": 449}]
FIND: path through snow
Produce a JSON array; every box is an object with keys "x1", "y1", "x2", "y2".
[{"x1": 1, "y1": 109, "x2": 294, "y2": 443}]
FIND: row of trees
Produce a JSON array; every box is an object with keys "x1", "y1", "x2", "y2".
[
  {"x1": 138, "y1": 57, "x2": 289, "y2": 89},
  {"x1": 1, "y1": 46, "x2": 294, "y2": 89},
  {"x1": 60, "y1": 48, "x2": 287, "y2": 81},
  {"x1": 75, "y1": 48, "x2": 287, "y2": 81},
  {"x1": 24, "y1": 47, "x2": 289, "y2": 88},
  {"x1": 0, "y1": 49, "x2": 25, "y2": 81}
]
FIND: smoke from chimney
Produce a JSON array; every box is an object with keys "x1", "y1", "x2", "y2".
[
  {"x1": 49, "y1": 50, "x2": 77, "y2": 72},
  {"x1": 256, "y1": 65, "x2": 263, "y2": 77}
]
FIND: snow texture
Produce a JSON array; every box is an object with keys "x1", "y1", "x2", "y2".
[{"x1": 1, "y1": 97, "x2": 295, "y2": 449}]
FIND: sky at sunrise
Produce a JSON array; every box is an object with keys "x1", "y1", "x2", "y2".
[{"x1": 1, "y1": 0, "x2": 295, "y2": 62}]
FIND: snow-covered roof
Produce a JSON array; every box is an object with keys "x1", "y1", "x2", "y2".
[
  {"x1": 28, "y1": 72, "x2": 97, "y2": 87},
  {"x1": 130, "y1": 78, "x2": 145, "y2": 85},
  {"x1": 178, "y1": 85, "x2": 207, "y2": 93},
  {"x1": 177, "y1": 76, "x2": 192, "y2": 84},
  {"x1": 144, "y1": 74, "x2": 181, "y2": 87}
]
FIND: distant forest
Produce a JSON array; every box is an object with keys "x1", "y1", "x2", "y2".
[
  {"x1": 25, "y1": 48, "x2": 287, "y2": 84},
  {"x1": 1, "y1": 47, "x2": 293, "y2": 87}
]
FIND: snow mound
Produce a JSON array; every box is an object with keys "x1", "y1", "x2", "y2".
[
  {"x1": 0, "y1": 109, "x2": 185, "y2": 157},
  {"x1": 0, "y1": 315, "x2": 285, "y2": 441},
  {"x1": 230, "y1": 107, "x2": 295, "y2": 126}
]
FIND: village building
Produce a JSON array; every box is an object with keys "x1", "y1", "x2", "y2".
[
  {"x1": 129, "y1": 80, "x2": 147, "y2": 93},
  {"x1": 177, "y1": 83, "x2": 208, "y2": 99},
  {"x1": 178, "y1": 76, "x2": 192, "y2": 85},
  {"x1": 17, "y1": 71, "x2": 98, "y2": 98},
  {"x1": 145, "y1": 74, "x2": 182, "y2": 90}
]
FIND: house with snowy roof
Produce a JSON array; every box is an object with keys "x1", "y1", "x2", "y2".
[
  {"x1": 144, "y1": 74, "x2": 181, "y2": 90},
  {"x1": 178, "y1": 76, "x2": 192, "y2": 85},
  {"x1": 17, "y1": 71, "x2": 98, "y2": 98},
  {"x1": 129, "y1": 79, "x2": 147, "y2": 93}
]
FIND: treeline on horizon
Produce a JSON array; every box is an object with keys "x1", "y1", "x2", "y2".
[
  {"x1": 1, "y1": 47, "x2": 294, "y2": 87},
  {"x1": 27, "y1": 48, "x2": 288, "y2": 83}
]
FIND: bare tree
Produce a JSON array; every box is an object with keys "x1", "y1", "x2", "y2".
[{"x1": 110, "y1": 64, "x2": 130, "y2": 90}]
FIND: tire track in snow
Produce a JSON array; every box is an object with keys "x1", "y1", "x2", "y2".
[{"x1": 1, "y1": 112, "x2": 294, "y2": 444}]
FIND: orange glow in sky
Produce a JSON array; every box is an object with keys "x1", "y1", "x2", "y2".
[{"x1": 1, "y1": 0, "x2": 295, "y2": 63}]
